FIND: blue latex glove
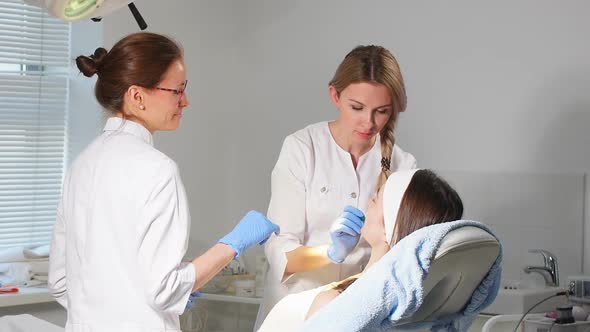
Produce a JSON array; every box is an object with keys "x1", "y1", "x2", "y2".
[
  {"x1": 219, "y1": 210, "x2": 280, "y2": 257},
  {"x1": 326, "y1": 206, "x2": 365, "y2": 264},
  {"x1": 185, "y1": 291, "x2": 201, "y2": 310}
]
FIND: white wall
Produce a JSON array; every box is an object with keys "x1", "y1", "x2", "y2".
[
  {"x1": 68, "y1": 20, "x2": 104, "y2": 163},
  {"x1": 102, "y1": 1, "x2": 267, "y2": 266},
  {"x1": 103, "y1": 0, "x2": 590, "y2": 272},
  {"x1": 231, "y1": 0, "x2": 590, "y2": 318},
  {"x1": 438, "y1": 170, "x2": 585, "y2": 286},
  {"x1": 97, "y1": 1, "x2": 590, "y2": 328}
]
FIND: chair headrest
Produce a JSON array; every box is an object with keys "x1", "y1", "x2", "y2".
[{"x1": 394, "y1": 226, "x2": 500, "y2": 325}]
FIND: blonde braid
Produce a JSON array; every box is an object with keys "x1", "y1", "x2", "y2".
[{"x1": 376, "y1": 111, "x2": 398, "y2": 189}]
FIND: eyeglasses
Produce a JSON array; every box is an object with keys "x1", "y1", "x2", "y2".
[{"x1": 155, "y1": 80, "x2": 188, "y2": 105}]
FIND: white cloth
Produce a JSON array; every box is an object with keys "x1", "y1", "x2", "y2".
[
  {"x1": 382, "y1": 169, "x2": 419, "y2": 245},
  {"x1": 0, "y1": 261, "x2": 48, "y2": 285},
  {"x1": 257, "y1": 285, "x2": 325, "y2": 332},
  {"x1": 255, "y1": 121, "x2": 417, "y2": 328},
  {"x1": 3, "y1": 264, "x2": 29, "y2": 285},
  {"x1": 0, "y1": 246, "x2": 28, "y2": 263},
  {"x1": 23, "y1": 244, "x2": 50, "y2": 259},
  {"x1": 48, "y1": 117, "x2": 195, "y2": 332}
]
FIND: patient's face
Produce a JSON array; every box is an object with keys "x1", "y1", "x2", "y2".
[{"x1": 362, "y1": 187, "x2": 387, "y2": 247}]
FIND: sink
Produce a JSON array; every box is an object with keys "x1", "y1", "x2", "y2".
[{"x1": 482, "y1": 286, "x2": 568, "y2": 314}]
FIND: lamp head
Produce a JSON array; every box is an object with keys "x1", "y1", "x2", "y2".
[{"x1": 24, "y1": 0, "x2": 132, "y2": 22}]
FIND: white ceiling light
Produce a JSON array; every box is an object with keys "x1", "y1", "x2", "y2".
[{"x1": 23, "y1": 0, "x2": 147, "y2": 29}]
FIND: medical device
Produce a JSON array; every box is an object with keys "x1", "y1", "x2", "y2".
[
  {"x1": 23, "y1": 0, "x2": 147, "y2": 29},
  {"x1": 568, "y1": 275, "x2": 590, "y2": 304},
  {"x1": 524, "y1": 315, "x2": 590, "y2": 332},
  {"x1": 518, "y1": 276, "x2": 590, "y2": 332}
]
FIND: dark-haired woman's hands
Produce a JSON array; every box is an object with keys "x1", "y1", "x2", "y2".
[{"x1": 218, "y1": 210, "x2": 280, "y2": 257}]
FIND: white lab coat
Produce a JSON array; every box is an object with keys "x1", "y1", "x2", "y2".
[
  {"x1": 48, "y1": 117, "x2": 195, "y2": 332},
  {"x1": 255, "y1": 122, "x2": 416, "y2": 329}
]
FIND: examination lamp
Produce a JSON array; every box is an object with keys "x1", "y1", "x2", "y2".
[{"x1": 23, "y1": 0, "x2": 148, "y2": 30}]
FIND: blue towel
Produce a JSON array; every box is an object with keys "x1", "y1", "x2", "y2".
[{"x1": 299, "y1": 220, "x2": 502, "y2": 332}]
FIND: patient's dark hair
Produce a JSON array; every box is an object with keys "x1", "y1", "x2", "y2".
[
  {"x1": 390, "y1": 169, "x2": 463, "y2": 245},
  {"x1": 334, "y1": 169, "x2": 462, "y2": 293}
]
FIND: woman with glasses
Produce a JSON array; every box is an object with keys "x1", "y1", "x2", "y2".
[
  {"x1": 256, "y1": 45, "x2": 417, "y2": 329},
  {"x1": 48, "y1": 32, "x2": 279, "y2": 332}
]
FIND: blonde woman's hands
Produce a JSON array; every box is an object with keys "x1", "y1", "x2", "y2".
[{"x1": 326, "y1": 206, "x2": 365, "y2": 264}]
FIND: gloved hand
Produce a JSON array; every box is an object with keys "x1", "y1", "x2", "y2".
[
  {"x1": 185, "y1": 291, "x2": 201, "y2": 310},
  {"x1": 326, "y1": 206, "x2": 365, "y2": 264},
  {"x1": 219, "y1": 210, "x2": 280, "y2": 257}
]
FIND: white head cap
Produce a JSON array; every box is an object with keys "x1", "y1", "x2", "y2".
[{"x1": 382, "y1": 169, "x2": 419, "y2": 246}]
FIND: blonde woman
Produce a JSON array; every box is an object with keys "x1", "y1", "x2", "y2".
[{"x1": 256, "y1": 45, "x2": 417, "y2": 328}]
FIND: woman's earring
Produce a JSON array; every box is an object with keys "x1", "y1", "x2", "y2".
[{"x1": 139, "y1": 104, "x2": 145, "y2": 110}]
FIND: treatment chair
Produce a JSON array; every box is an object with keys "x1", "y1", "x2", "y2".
[
  {"x1": 300, "y1": 221, "x2": 502, "y2": 332},
  {"x1": 393, "y1": 225, "x2": 500, "y2": 328}
]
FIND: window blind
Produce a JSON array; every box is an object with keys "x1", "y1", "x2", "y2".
[{"x1": 0, "y1": 0, "x2": 70, "y2": 248}]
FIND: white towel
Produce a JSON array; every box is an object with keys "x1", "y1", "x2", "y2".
[
  {"x1": 0, "y1": 260, "x2": 49, "y2": 285},
  {"x1": 300, "y1": 221, "x2": 502, "y2": 332},
  {"x1": 0, "y1": 246, "x2": 27, "y2": 263},
  {"x1": 23, "y1": 244, "x2": 50, "y2": 259}
]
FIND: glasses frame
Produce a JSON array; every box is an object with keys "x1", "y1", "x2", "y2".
[{"x1": 154, "y1": 80, "x2": 188, "y2": 105}]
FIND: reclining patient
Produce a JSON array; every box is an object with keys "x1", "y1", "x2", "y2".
[{"x1": 257, "y1": 169, "x2": 464, "y2": 331}]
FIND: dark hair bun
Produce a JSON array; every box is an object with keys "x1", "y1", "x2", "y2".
[{"x1": 76, "y1": 47, "x2": 108, "y2": 77}]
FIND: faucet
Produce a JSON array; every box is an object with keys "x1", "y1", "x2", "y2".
[{"x1": 523, "y1": 249, "x2": 559, "y2": 287}]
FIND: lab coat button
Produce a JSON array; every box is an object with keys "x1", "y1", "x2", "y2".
[
  {"x1": 350, "y1": 192, "x2": 357, "y2": 199},
  {"x1": 320, "y1": 187, "x2": 327, "y2": 193}
]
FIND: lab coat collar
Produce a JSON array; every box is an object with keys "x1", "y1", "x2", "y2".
[{"x1": 103, "y1": 117, "x2": 154, "y2": 146}]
